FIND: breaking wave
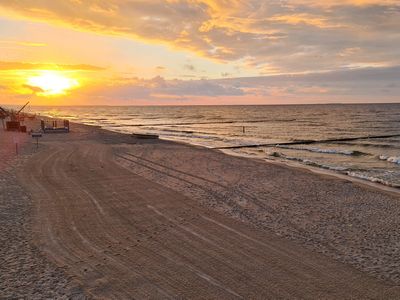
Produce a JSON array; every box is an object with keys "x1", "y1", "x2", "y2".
[
  {"x1": 269, "y1": 152, "x2": 399, "y2": 188},
  {"x1": 267, "y1": 151, "x2": 348, "y2": 171},
  {"x1": 276, "y1": 145, "x2": 367, "y2": 156},
  {"x1": 378, "y1": 155, "x2": 400, "y2": 165},
  {"x1": 346, "y1": 171, "x2": 398, "y2": 188}
]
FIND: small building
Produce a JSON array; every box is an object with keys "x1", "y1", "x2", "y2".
[{"x1": 41, "y1": 119, "x2": 70, "y2": 133}]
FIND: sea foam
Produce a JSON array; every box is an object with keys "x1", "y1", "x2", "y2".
[{"x1": 276, "y1": 145, "x2": 366, "y2": 156}]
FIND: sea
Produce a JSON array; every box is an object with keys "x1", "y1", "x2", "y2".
[{"x1": 20, "y1": 103, "x2": 400, "y2": 188}]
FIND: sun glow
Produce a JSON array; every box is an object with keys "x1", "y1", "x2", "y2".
[{"x1": 27, "y1": 71, "x2": 79, "y2": 96}]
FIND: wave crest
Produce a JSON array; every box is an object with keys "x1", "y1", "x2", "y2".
[
  {"x1": 379, "y1": 155, "x2": 400, "y2": 164},
  {"x1": 276, "y1": 145, "x2": 367, "y2": 156}
]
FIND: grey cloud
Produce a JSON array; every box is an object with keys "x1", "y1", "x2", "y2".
[
  {"x1": 91, "y1": 75, "x2": 244, "y2": 100},
  {"x1": 215, "y1": 65, "x2": 400, "y2": 98},
  {"x1": 162, "y1": 79, "x2": 244, "y2": 97},
  {"x1": 183, "y1": 64, "x2": 196, "y2": 72},
  {"x1": 23, "y1": 84, "x2": 45, "y2": 94},
  {"x1": 87, "y1": 66, "x2": 399, "y2": 102},
  {"x1": 225, "y1": 66, "x2": 400, "y2": 84}
]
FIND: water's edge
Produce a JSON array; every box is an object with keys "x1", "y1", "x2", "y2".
[{"x1": 68, "y1": 118, "x2": 400, "y2": 197}]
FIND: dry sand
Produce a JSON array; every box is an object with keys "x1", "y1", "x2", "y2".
[
  {"x1": 1, "y1": 119, "x2": 400, "y2": 299},
  {"x1": 0, "y1": 129, "x2": 86, "y2": 299},
  {"x1": 116, "y1": 140, "x2": 400, "y2": 284}
]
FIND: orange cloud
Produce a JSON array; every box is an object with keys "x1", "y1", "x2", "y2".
[
  {"x1": 0, "y1": 60, "x2": 105, "y2": 102},
  {"x1": 268, "y1": 14, "x2": 339, "y2": 28},
  {"x1": 0, "y1": 40, "x2": 47, "y2": 47},
  {"x1": 0, "y1": 61, "x2": 104, "y2": 71},
  {"x1": 291, "y1": 0, "x2": 400, "y2": 6},
  {"x1": 0, "y1": 0, "x2": 399, "y2": 75}
]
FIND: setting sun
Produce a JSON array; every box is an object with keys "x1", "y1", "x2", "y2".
[{"x1": 27, "y1": 71, "x2": 79, "y2": 96}]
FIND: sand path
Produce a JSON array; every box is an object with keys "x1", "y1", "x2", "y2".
[{"x1": 17, "y1": 133, "x2": 400, "y2": 299}]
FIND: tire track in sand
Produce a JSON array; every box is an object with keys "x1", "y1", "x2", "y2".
[{"x1": 18, "y1": 140, "x2": 400, "y2": 299}]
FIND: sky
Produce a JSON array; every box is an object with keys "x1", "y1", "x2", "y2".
[{"x1": 0, "y1": 0, "x2": 399, "y2": 106}]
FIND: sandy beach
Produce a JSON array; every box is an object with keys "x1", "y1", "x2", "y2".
[
  {"x1": 0, "y1": 127, "x2": 86, "y2": 299},
  {"x1": 1, "y1": 119, "x2": 400, "y2": 299}
]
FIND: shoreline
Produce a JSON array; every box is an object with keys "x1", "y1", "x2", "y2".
[
  {"x1": 35, "y1": 109, "x2": 400, "y2": 193},
  {"x1": 71, "y1": 118, "x2": 400, "y2": 197},
  {"x1": 219, "y1": 147, "x2": 400, "y2": 197},
  {"x1": 96, "y1": 121, "x2": 400, "y2": 282},
  {"x1": 2, "y1": 118, "x2": 400, "y2": 298}
]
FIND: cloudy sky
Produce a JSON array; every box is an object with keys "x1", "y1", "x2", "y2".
[{"x1": 0, "y1": 0, "x2": 399, "y2": 105}]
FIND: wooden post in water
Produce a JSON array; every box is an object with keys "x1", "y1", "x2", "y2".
[{"x1": 242, "y1": 126, "x2": 246, "y2": 134}]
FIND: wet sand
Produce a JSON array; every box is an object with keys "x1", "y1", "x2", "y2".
[{"x1": 1, "y1": 120, "x2": 400, "y2": 298}]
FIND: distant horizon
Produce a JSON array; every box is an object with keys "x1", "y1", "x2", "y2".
[{"x1": 3, "y1": 101, "x2": 400, "y2": 108}]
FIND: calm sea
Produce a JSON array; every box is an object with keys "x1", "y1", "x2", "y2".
[{"x1": 22, "y1": 104, "x2": 400, "y2": 187}]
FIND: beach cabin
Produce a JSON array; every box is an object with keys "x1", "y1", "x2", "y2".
[{"x1": 41, "y1": 119, "x2": 70, "y2": 133}]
